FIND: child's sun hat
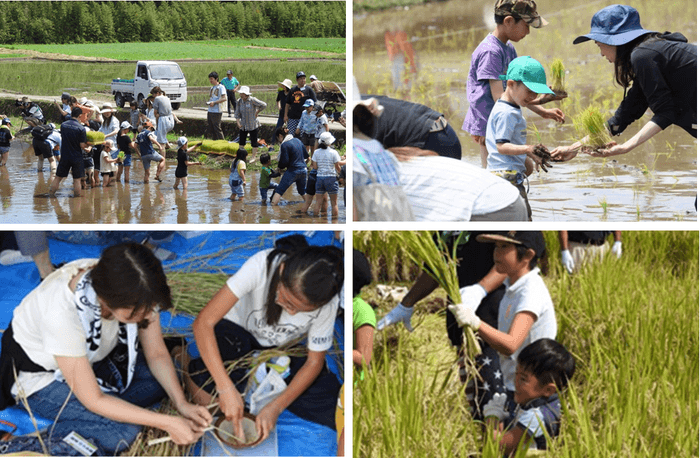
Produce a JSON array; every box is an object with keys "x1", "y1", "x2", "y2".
[
  {"x1": 177, "y1": 136, "x2": 188, "y2": 147},
  {"x1": 494, "y1": 0, "x2": 548, "y2": 29},
  {"x1": 319, "y1": 131, "x2": 336, "y2": 146},
  {"x1": 499, "y1": 56, "x2": 555, "y2": 95},
  {"x1": 120, "y1": 121, "x2": 132, "y2": 130},
  {"x1": 573, "y1": 4, "x2": 655, "y2": 46},
  {"x1": 303, "y1": 99, "x2": 315, "y2": 108}
]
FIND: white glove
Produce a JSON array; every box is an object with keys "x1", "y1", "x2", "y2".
[
  {"x1": 459, "y1": 284, "x2": 487, "y2": 312},
  {"x1": 611, "y1": 241, "x2": 622, "y2": 259},
  {"x1": 447, "y1": 302, "x2": 481, "y2": 330},
  {"x1": 483, "y1": 392, "x2": 509, "y2": 421},
  {"x1": 561, "y1": 249, "x2": 575, "y2": 274},
  {"x1": 376, "y1": 302, "x2": 414, "y2": 332}
]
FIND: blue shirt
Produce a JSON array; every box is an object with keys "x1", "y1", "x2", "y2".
[
  {"x1": 59, "y1": 118, "x2": 87, "y2": 159},
  {"x1": 136, "y1": 130, "x2": 156, "y2": 156},
  {"x1": 278, "y1": 136, "x2": 308, "y2": 172},
  {"x1": 46, "y1": 131, "x2": 62, "y2": 150},
  {"x1": 485, "y1": 99, "x2": 528, "y2": 174},
  {"x1": 221, "y1": 76, "x2": 239, "y2": 91}
]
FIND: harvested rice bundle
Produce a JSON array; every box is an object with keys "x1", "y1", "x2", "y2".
[{"x1": 397, "y1": 231, "x2": 481, "y2": 360}]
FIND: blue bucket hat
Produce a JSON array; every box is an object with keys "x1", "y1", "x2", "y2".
[{"x1": 573, "y1": 4, "x2": 655, "y2": 46}]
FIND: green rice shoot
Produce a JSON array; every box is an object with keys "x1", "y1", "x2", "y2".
[
  {"x1": 198, "y1": 140, "x2": 252, "y2": 156},
  {"x1": 550, "y1": 58, "x2": 566, "y2": 93},
  {"x1": 86, "y1": 131, "x2": 105, "y2": 144},
  {"x1": 573, "y1": 106, "x2": 613, "y2": 148},
  {"x1": 117, "y1": 151, "x2": 125, "y2": 160}
]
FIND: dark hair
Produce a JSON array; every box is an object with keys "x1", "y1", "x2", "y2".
[
  {"x1": 275, "y1": 127, "x2": 288, "y2": 139},
  {"x1": 69, "y1": 96, "x2": 78, "y2": 105},
  {"x1": 209, "y1": 71, "x2": 219, "y2": 80},
  {"x1": 129, "y1": 101, "x2": 137, "y2": 107},
  {"x1": 353, "y1": 104, "x2": 376, "y2": 138},
  {"x1": 517, "y1": 338, "x2": 575, "y2": 390},
  {"x1": 613, "y1": 33, "x2": 660, "y2": 88},
  {"x1": 260, "y1": 152, "x2": 271, "y2": 164},
  {"x1": 91, "y1": 243, "x2": 172, "y2": 328},
  {"x1": 71, "y1": 106, "x2": 83, "y2": 118},
  {"x1": 263, "y1": 236, "x2": 344, "y2": 325},
  {"x1": 515, "y1": 244, "x2": 548, "y2": 275},
  {"x1": 236, "y1": 148, "x2": 248, "y2": 161},
  {"x1": 353, "y1": 249, "x2": 372, "y2": 297},
  {"x1": 150, "y1": 86, "x2": 162, "y2": 95}
]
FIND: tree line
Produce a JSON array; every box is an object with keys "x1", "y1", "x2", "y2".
[{"x1": 0, "y1": 1, "x2": 346, "y2": 44}]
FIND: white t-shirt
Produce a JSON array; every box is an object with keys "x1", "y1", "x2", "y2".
[
  {"x1": 498, "y1": 267, "x2": 557, "y2": 391},
  {"x1": 99, "y1": 115, "x2": 120, "y2": 144},
  {"x1": 100, "y1": 148, "x2": 118, "y2": 173},
  {"x1": 313, "y1": 147, "x2": 341, "y2": 178},
  {"x1": 224, "y1": 249, "x2": 338, "y2": 352},
  {"x1": 398, "y1": 156, "x2": 520, "y2": 221},
  {"x1": 11, "y1": 259, "x2": 120, "y2": 399}
]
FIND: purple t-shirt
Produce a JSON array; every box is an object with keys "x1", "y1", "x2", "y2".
[{"x1": 462, "y1": 34, "x2": 518, "y2": 136}]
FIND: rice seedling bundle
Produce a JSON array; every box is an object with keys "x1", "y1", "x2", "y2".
[
  {"x1": 550, "y1": 58, "x2": 566, "y2": 93},
  {"x1": 86, "y1": 131, "x2": 105, "y2": 144},
  {"x1": 199, "y1": 140, "x2": 252, "y2": 156},
  {"x1": 117, "y1": 151, "x2": 125, "y2": 160},
  {"x1": 396, "y1": 231, "x2": 481, "y2": 360},
  {"x1": 196, "y1": 153, "x2": 208, "y2": 164},
  {"x1": 573, "y1": 106, "x2": 613, "y2": 148}
]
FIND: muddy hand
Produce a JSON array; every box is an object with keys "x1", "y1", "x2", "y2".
[
  {"x1": 531, "y1": 144, "x2": 553, "y2": 172},
  {"x1": 550, "y1": 146, "x2": 578, "y2": 162}
]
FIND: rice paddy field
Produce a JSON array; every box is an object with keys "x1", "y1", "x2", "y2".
[
  {"x1": 354, "y1": 0, "x2": 697, "y2": 220},
  {"x1": 352, "y1": 231, "x2": 699, "y2": 458}
]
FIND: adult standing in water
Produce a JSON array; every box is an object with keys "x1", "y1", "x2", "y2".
[
  {"x1": 285, "y1": 71, "x2": 317, "y2": 137},
  {"x1": 552, "y1": 4, "x2": 696, "y2": 161},
  {"x1": 206, "y1": 71, "x2": 227, "y2": 140}
]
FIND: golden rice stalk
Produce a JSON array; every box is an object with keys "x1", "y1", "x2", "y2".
[{"x1": 396, "y1": 231, "x2": 482, "y2": 360}]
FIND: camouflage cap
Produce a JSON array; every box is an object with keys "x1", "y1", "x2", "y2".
[{"x1": 494, "y1": 0, "x2": 548, "y2": 28}]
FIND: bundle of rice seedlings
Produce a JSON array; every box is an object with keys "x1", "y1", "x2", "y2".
[
  {"x1": 396, "y1": 231, "x2": 481, "y2": 360},
  {"x1": 199, "y1": 140, "x2": 253, "y2": 156},
  {"x1": 573, "y1": 106, "x2": 613, "y2": 149},
  {"x1": 550, "y1": 58, "x2": 566, "y2": 94},
  {"x1": 86, "y1": 131, "x2": 105, "y2": 145},
  {"x1": 196, "y1": 153, "x2": 208, "y2": 164},
  {"x1": 117, "y1": 151, "x2": 125, "y2": 161}
]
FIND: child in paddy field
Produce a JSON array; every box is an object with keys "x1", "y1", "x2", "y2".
[
  {"x1": 179, "y1": 235, "x2": 344, "y2": 443},
  {"x1": 100, "y1": 139, "x2": 119, "y2": 187},
  {"x1": 0, "y1": 243, "x2": 212, "y2": 456},
  {"x1": 463, "y1": 0, "x2": 564, "y2": 168},
  {"x1": 313, "y1": 103, "x2": 329, "y2": 153},
  {"x1": 0, "y1": 117, "x2": 13, "y2": 167},
  {"x1": 229, "y1": 148, "x2": 247, "y2": 201},
  {"x1": 173, "y1": 136, "x2": 201, "y2": 190},
  {"x1": 448, "y1": 231, "x2": 557, "y2": 429},
  {"x1": 296, "y1": 99, "x2": 316, "y2": 154},
  {"x1": 259, "y1": 152, "x2": 280, "y2": 203},
  {"x1": 312, "y1": 132, "x2": 342, "y2": 217},
  {"x1": 116, "y1": 121, "x2": 135, "y2": 183},
  {"x1": 483, "y1": 338, "x2": 575, "y2": 454},
  {"x1": 485, "y1": 56, "x2": 562, "y2": 221}
]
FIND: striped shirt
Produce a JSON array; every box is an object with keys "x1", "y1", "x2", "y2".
[
  {"x1": 353, "y1": 137, "x2": 401, "y2": 186},
  {"x1": 235, "y1": 97, "x2": 267, "y2": 131},
  {"x1": 313, "y1": 147, "x2": 341, "y2": 178}
]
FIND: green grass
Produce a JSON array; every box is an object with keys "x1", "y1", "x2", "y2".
[
  {"x1": 7, "y1": 38, "x2": 345, "y2": 60},
  {"x1": 354, "y1": 231, "x2": 699, "y2": 458}
]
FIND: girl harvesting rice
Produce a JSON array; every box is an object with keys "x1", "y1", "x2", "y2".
[
  {"x1": 182, "y1": 235, "x2": 343, "y2": 444},
  {"x1": 0, "y1": 243, "x2": 212, "y2": 455}
]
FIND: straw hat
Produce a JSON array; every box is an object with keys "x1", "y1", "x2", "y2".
[
  {"x1": 278, "y1": 79, "x2": 293, "y2": 89},
  {"x1": 100, "y1": 102, "x2": 115, "y2": 114}
]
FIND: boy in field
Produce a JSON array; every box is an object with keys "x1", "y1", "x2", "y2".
[
  {"x1": 482, "y1": 338, "x2": 575, "y2": 455},
  {"x1": 296, "y1": 99, "x2": 316, "y2": 154},
  {"x1": 485, "y1": 56, "x2": 558, "y2": 220},
  {"x1": 259, "y1": 152, "x2": 280, "y2": 203},
  {"x1": 463, "y1": 0, "x2": 564, "y2": 168}
]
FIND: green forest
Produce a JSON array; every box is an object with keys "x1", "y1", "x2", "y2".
[{"x1": 0, "y1": 1, "x2": 346, "y2": 44}]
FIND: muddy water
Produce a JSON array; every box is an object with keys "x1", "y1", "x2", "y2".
[
  {"x1": 0, "y1": 141, "x2": 345, "y2": 224},
  {"x1": 354, "y1": 0, "x2": 697, "y2": 221}
]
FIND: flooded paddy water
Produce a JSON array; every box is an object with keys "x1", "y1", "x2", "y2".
[
  {"x1": 354, "y1": 0, "x2": 697, "y2": 221},
  {"x1": 0, "y1": 140, "x2": 345, "y2": 224}
]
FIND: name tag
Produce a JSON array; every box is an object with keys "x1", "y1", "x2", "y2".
[{"x1": 63, "y1": 431, "x2": 98, "y2": 456}]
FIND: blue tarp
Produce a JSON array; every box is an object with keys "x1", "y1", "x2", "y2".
[{"x1": 0, "y1": 231, "x2": 343, "y2": 456}]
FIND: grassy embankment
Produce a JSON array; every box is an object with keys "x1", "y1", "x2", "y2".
[{"x1": 353, "y1": 230, "x2": 698, "y2": 458}]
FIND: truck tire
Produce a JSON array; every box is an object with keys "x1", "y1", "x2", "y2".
[
  {"x1": 114, "y1": 92, "x2": 125, "y2": 108},
  {"x1": 137, "y1": 93, "x2": 144, "y2": 109},
  {"x1": 171, "y1": 103, "x2": 181, "y2": 110}
]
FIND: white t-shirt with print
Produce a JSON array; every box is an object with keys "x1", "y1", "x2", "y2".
[
  {"x1": 225, "y1": 249, "x2": 338, "y2": 352},
  {"x1": 498, "y1": 267, "x2": 557, "y2": 391},
  {"x1": 11, "y1": 259, "x2": 120, "y2": 399}
]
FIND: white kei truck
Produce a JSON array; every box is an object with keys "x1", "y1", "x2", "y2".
[{"x1": 111, "y1": 60, "x2": 187, "y2": 110}]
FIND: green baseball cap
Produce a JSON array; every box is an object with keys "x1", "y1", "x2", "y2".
[
  {"x1": 499, "y1": 56, "x2": 554, "y2": 95},
  {"x1": 494, "y1": 0, "x2": 548, "y2": 28}
]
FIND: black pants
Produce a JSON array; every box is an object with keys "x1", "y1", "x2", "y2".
[
  {"x1": 226, "y1": 90, "x2": 237, "y2": 116},
  {"x1": 188, "y1": 320, "x2": 341, "y2": 430}
]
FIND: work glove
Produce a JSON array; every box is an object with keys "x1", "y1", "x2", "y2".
[
  {"x1": 458, "y1": 284, "x2": 487, "y2": 312},
  {"x1": 611, "y1": 241, "x2": 622, "y2": 259},
  {"x1": 447, "y1": 302, "x2": 481, "y2": 330},
  {"x1": 483, "y1": 392, "x2": 509, "y2": 421},
  {"x1": 561, "y1": 249, "x2": 575, "y2": 274},
  {"x1": 376, "y1": 302, "x2": 414, "y2": 332}
]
